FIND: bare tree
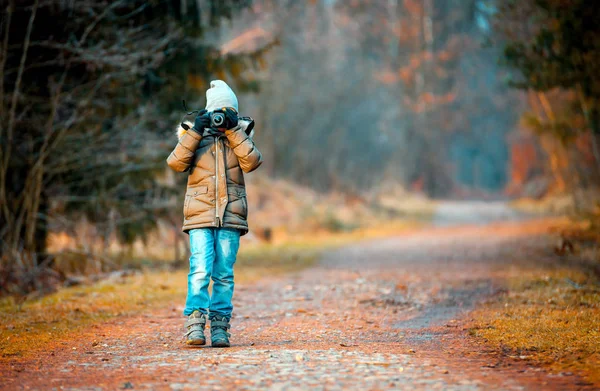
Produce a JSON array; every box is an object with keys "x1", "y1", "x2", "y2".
[{"x1": 0, "y1": 0, "x2": 256, "y2": 294}]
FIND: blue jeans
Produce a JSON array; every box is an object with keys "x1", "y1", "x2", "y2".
[{"x1": 183, "y1": 227, "x2": 240, "y2": 319}]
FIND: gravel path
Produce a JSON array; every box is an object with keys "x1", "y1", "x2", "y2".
[{"x1": 1, "y1": 217, "x2": 591, "y2": 390}]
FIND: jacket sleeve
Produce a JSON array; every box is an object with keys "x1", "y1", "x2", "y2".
[
  {"x1": 224, "y1": 125, "x2": 263, "y2": 173},
  {"x1": 166, "y1": 130, "x2": 202, "y2": 172}
]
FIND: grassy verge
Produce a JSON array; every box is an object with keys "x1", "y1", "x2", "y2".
[
  {"x1": 0, "y1": 221, "x2": 420, "y2": 362},
  {"x1": 0, "y1": 270, "x2": 183, "y2": 361},
  {"x1": 469, "y1": 247, "x2": 600, "y2": 385}
]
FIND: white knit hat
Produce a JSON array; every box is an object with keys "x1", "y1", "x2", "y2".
[{"x1": 205, "y1": 80, "x2": 238, "y2": 112}]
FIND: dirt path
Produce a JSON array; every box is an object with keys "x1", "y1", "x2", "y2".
[{"x1": 1, "y1": 219, "x2": 591, "y2": 390}]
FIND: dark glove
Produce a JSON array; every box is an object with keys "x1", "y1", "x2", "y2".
[
  {"x1": 223, "y1": 108, "x2": 238, "y2": 130},
  {"x1": 192, "y1": 110, "x2": 210, "y2": 133}
]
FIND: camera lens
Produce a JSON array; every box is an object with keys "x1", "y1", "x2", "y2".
[{"x1": 212, "y1": 113, "x2": 225, "y2": 127}]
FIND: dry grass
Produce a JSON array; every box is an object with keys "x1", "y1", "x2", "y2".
[
  {"x1": 0, "y1": 270, "x2": 183, "y2": 361},
  {"x1": 470, "y1": 267, "x2": 600, "y2": 385}
]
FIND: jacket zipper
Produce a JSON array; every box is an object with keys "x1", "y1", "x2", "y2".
[{"x1": 214, "y1": 136, "x2": 220, "y2": 227}]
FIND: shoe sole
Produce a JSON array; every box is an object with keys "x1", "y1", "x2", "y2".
[
  {"x1": 211, "y1": 341, "x2": 230, "y2": 348},
  {"x1": 186, "y1": 339, "x2": 206, "y2": 346}
]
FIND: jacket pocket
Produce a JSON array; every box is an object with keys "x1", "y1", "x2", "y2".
[
  {"x1": 184, "y1": 185, "x2": 208, "y2": 218},
  {"x1": 226, "y1": 186, "x2": 247, "y2": 218}
]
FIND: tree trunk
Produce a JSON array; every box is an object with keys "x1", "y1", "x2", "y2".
[{"x1": 0, "y1": 166, "x2": 49, "y2": 269}]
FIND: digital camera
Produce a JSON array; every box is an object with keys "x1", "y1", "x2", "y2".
[
  {"x1": 209, "y1": 111, "x2": 227, "y2": 128},
  {"x1": 179, "y1": 101, "x2": 254, "y2": 135},
  {"x1": 209, "y1": 108, "x2": 237, "y2": 129},
  {"x1": 210, "y1": 108, "x2": 255, "y2": 134}
]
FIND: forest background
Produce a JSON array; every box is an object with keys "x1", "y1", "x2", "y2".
[{"x1": 1, "y1": 0, "x2": 598, "y2": 295}]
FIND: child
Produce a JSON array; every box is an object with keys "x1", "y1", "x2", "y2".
[{"x1": 166, "y1": 80, "x2": 262, "y2": 347}]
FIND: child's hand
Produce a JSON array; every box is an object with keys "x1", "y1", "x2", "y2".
[
  {"x1": 193, "y1": 110, "x2": 210, "y2": 133},
  {"x1": 222, "y1": 108, "x2": 238, "y2": 130}
]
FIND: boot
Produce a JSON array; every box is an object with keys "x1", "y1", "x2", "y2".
[
  {"x1": 185, "y1": 310, "x2": 207, "y2": 345},
  {"x1": 210, "y1": 315, "x2": 231, "y2": 348}
]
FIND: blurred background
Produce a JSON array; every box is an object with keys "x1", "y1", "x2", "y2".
[{"x1": 1, "y1": 0, "x2": 598, "y2": 295}]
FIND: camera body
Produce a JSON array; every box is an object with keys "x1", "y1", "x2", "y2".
[
  {"x1": 179, "y1": 101, "x2": 254, "y2": 136},
  {"x1": 210, "y1": 108, "x2": 236, "y2": 129},
  {"x1": 208, "y1": 108, "x2": 254, "y2": 135}
]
